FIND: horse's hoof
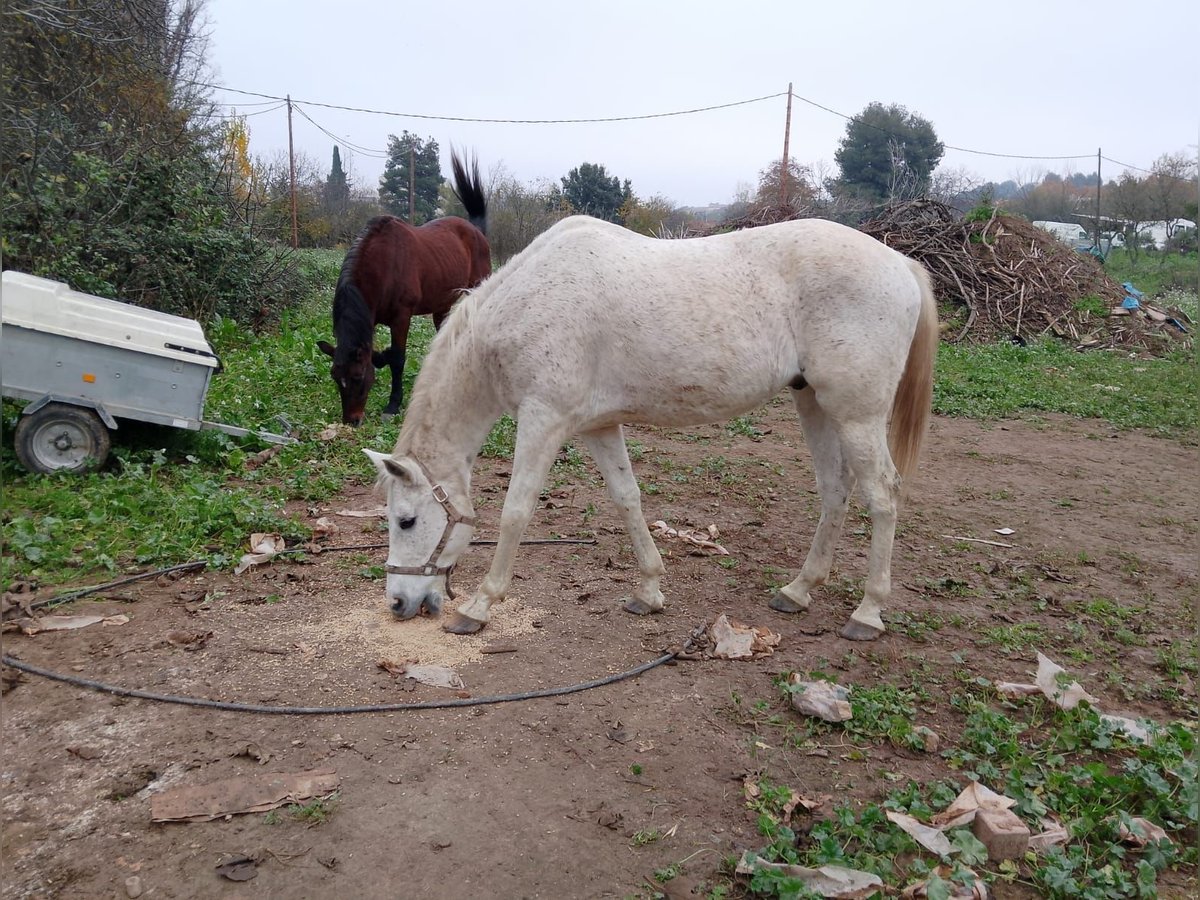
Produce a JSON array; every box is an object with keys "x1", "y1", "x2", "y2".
[
  {"x1": 840, "y1": 619, "x2": 885, "y2": 641},
  {"x1": 444, "y1": 612, "x2": 486, "y2": 635},
  {"x1": 622, "y1": 597, "x2": 661, "y2": 616},
  {"x1": 769, "y1": 593, "x2": 807, "y2": 613}
]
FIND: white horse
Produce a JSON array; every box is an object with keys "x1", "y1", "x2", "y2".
[{"x1": 365, "y1": 215, "x2": 938, "y2": 641}]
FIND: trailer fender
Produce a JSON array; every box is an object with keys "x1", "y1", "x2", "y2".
[{"x1": 23, "y1": 394, "x2": 119, "y2": 430}]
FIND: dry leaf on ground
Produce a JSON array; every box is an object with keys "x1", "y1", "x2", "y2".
[
  {"x1": 736, "y1": 852, "x2": 883, "y2": 899},
  {"x1": 234, "y1": 533, "x2": 286, "y2": 576},
  {"x1": 710, "y1": 613, "x2": 780, "y2": 659},
  {"x1": 788, "y1": 676, "x2": 852, "y2": 722}
]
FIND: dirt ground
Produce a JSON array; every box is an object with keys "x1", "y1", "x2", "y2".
[{"x1": 3, "y1": 399, "x2": 1197, "y2": 899}]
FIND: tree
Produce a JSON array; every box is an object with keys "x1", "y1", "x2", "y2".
[
  {"x1": 559, "y1": 162, "x2": 632, "y2": 222},
  {"x1": 485, "y1": 163, "x2": 569, "y2": 263},
  {"x1": 0, "y1": 0, "x2": 310, "y2": 327},
  {"x1": 834, "y1": 102, "x2": 944, "y2": 202},
  {"x1": 928, "y1": 165, "x2": 984, "y2": 212},
  {"x1": 1003, "y1": 170, "x2": 1093, "y2": 224},
  {"x1": 1107, "y1": 173, "x2": 1153, "y2": 260},
  {"x1": 1145, "y1": 152, "x2": 1197, "y2": 241},
  {"x1": 754, "y1": 157, "x2": 816, "y2": 210},
  {"x1": 621, "y1": 194, "x2": 685, "y2": 236},
  {"x1": 378, "y1": 132, "x2": 442, "y2": 223},
  {"x1": 325, "y1": 145, "x2": 349, "y2": 208}
]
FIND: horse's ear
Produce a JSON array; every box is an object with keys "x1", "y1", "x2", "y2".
[
  {"x1": 317, "y1": 340, "x2": 335, "y2": 357},
  {"x1": 363, "y1": 448, "x2": 414, "y2": 484}
]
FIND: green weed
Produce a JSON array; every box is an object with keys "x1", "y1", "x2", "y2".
[
  {"x1": 631, "y1": 828, "x2": 661, "y2": 846},
  {"x1": 287, "y1": 793, "x2": 339, "y2": 826}
]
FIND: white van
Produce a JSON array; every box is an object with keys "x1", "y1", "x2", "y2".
[{"x1": 1032, "y1": 221, "x2": 1092, "y2": 249}]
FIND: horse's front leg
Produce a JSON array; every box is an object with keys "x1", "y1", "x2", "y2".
[
  {"x1": 444, "y1": 410, "x2": 570, "y2": 635},
  {"x1": 378, "y1": 315, "x2": 411, "y2": 417},
  {"x1": 580, "y1": 426, "x2": 666, "y2": 615}
]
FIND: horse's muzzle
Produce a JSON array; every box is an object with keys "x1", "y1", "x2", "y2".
[{"x1": 390, "y1": 594, "x2": 442, "y2": 620}]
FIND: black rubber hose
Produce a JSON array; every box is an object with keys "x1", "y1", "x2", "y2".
[{"x1": 0, "y1": 625, "x2": 704, "y2": 716}]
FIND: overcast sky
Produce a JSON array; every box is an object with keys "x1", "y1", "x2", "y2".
[{"x1": 203, "y1": 0, "x2": 1198, "y2": 208}]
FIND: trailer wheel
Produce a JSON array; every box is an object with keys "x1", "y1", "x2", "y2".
[{"x1": 14, "y1": 403, "x2": 112, "y2": 475}]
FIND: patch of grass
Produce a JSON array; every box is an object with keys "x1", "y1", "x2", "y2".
[
  {"x1": 738, "y1": 694, "x2": 1197, "y2": 898},
  {"x1": 933, "y1": 339, "x2": 1196, "y2": 438},
  {"x1": 948, "y1": 701, "x2": 1197, "y2": 897},
  {"x1": 287, "y1": 792, "x2": 339, "y2": 826},
  {"x1": 978, "y1": 622, "x2": 1048, "y2": 652},
  {"x1": 725, "y1": 415, "x2": 763, "y2": 439},
  {"x1": 3, "y1": 453, "x2": 300, "y2": 589},
  {"x1": 845, "y1": 683, "x2": 932, "y2": 752},
  {"x1": 1103, "y1": 248, "x2": 1198, "y2": 300},
  {"x1": 481, "y1": 415, "x2": 517, "y2": 459},
  {"x1": 1157, "y1": 642, "x2": 1199, "y2": 681},
  {"x1": 631, "y1": 828, "x2": 662, "y2": 846},
  {"x1": 653, "y1": 863, "x2": 682, "y2": 883},
  {"x1": 885, "y1": 610, "x2": 945, "y2": 641},
  {"x1": 1073, "y1": 294, "x2": 1108, "y2": 318}
]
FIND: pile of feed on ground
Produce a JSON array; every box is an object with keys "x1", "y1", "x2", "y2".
[{"x1": 859, "y1": 200, "x2": 1191, "y2": 353}]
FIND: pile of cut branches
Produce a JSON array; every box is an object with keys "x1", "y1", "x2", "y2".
[
  {"x1": 719, "y1": 203, "x2": 813, "y2": 231},
  {"x1": 859, "y1": 200, "x2": 1190, "y2": 352}
]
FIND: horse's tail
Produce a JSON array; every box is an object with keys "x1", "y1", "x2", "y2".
[
  {"x1": 450, "y1": 150, "x2": 488, "y2": 236},
  {"x1": 888, "y1": 259, "x2": 938, "y2": 483}
]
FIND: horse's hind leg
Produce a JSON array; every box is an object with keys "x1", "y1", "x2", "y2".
[
  {"x1": 772, "y1": 389, "x2": 853, "y2": 615},
  {"x1": 580, "y1": 426, "x2": 666, "y2": 615},
  {"x1": 831, "y1": 417, "x2": 901, "y2": 641},
  {"x1": 445, "y1": 406, "x2": 571, "y2": 635}
]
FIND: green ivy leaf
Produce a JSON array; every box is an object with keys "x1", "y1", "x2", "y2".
[{"x1": 949, "y1": 829, "x2": 988, "y2": 867}]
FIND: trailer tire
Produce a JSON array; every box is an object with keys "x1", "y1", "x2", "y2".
[{"x1": 15, "y1": 403, "x2": 112, "y2": 475}]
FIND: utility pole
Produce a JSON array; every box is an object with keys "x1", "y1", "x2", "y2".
[
  {"x1": 287, "y1": 95, "x2": 298, "y2": 249},
  {"x1": 780, "y1": 82, "x2": 793, "y2": 208},
  {"x1": 409, "y1": 146, "x2": 416, "y2": 223},
  {"x1": 1094, "y1": 148, "x2": 1102, "y2": 246}
]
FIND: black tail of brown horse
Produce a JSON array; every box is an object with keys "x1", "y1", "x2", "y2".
[{"x1": 450, "y1": 151, "x2": 488, "y2": 236}]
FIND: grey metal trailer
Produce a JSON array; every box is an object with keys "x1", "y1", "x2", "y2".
[{"x1": 1, "y1": 271, "x2": 295, "y2": 475}]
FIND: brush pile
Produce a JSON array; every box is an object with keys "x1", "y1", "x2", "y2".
[
  {"x1": 857, "y1": 200, "x2": 1190, "y2": 352},
  {"x1": 719, "y1": 203, "x2": 812, "y2": 232}
]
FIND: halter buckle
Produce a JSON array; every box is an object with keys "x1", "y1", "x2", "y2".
[{"x1": 431, "y1": 484, "x2": 449, "y2": 505}]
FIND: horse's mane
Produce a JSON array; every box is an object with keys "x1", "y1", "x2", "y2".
[
  {"x1": 333, "y1": 217, "x2": 393, "y2": 360},
  {"x1": 393, "y1": 282, "x2": 488, "y2": 455}
]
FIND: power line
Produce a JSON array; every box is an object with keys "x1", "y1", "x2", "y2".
[
  {"x1": 788, "y1": 90, "x2": 1094, "y2": 162},
  {"x1": 1102, "y1": 155, "x2": 1155, "y2": 176},
  {"x1": 210, "y1": 98, "x2": 286, "y2": 109},
  {"x1": 192, "y1": 78, "x2": 1159, "y2": 175},
  {"x1": 193, "y1": 81, "x2": 787, "y2": 124},
  {"x1": 291, "y1": 104, "x2": 389, "y2": 159},
  {"x1": 208, "y1": 102, "x2": 287, "y2": 120}
]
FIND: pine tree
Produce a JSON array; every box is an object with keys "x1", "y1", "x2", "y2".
[
  {"x1": 378, "y1": 132, "x2": 442, "y2": 223},
  {"x1": 325, "y1": 145, "x2": 349, "y2": 208}
]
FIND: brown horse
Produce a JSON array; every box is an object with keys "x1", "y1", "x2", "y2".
[{"x1": 318, "y1": 152, "x2": 490, "y2": 425}]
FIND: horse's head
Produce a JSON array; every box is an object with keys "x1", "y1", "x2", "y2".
[
  {"x1": 317, "y1": 340, "x2": 376, "y2": 427},
  {"x1": 364, "y1": 449, "x2": 475, "y2": 620}
]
